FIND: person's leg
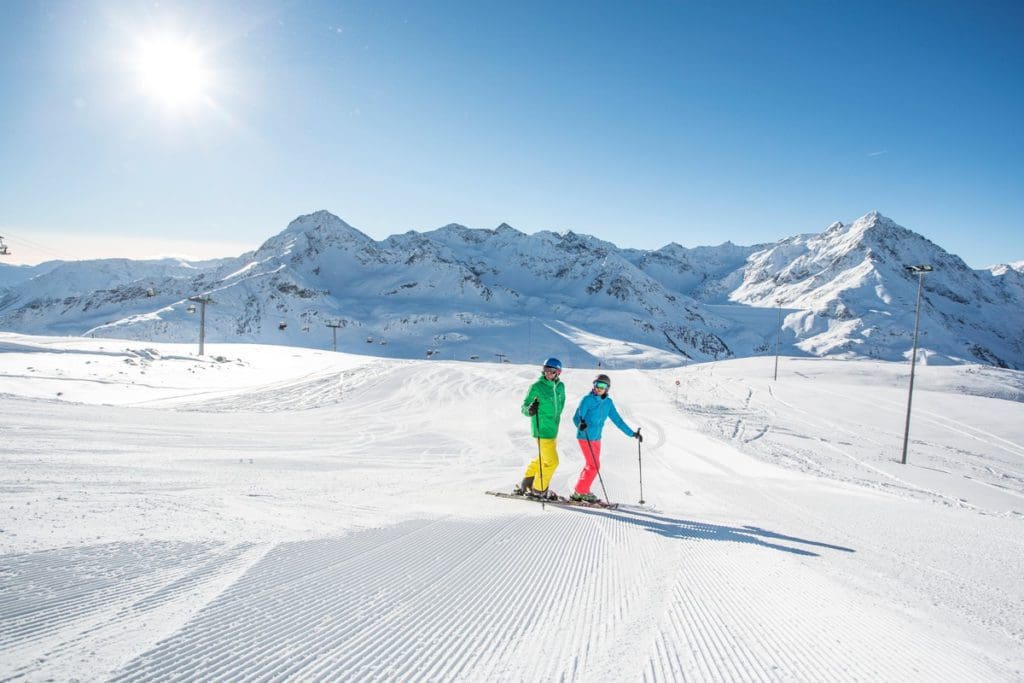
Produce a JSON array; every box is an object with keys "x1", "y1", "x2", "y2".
[
  {"x1": 574, "y1": 439, "x2": 602, "y2": 494},
  {"x1": 523, "y1": 459, "x2": 538, "y2": 480},
  {"x1": 532, "y1": 439, "x2": 559, "y2": 491}
]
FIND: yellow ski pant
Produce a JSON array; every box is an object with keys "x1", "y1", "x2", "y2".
[{"x1": 523, "y1": 438, "x2": 559, "y2": 491}]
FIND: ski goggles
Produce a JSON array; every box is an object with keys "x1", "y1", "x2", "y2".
[
  {"x1": 543, "y1": 366, "x2": 561, "y2": 375},
  {"x1": 593, "y1": 381, "x2": 609, "y2": 390}
]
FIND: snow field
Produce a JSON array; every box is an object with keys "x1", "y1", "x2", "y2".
[{"x1": 1, "y1": 335, "x2": 1022, "y2": 680}]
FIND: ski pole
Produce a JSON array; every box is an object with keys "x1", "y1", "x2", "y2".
[
  {"x1": 636, "y1": 427, "x2": 645, "y2": 504},
  {"x1": 532, "y1": 400, "x2": 546, "y2": 507},
  {"x1": 583, "y1": 434, "x2": 610, "y2": 505}
]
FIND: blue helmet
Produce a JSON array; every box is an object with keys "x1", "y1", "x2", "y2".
[{"x1": 543, "y1": 357, "x2": 562, "y2": 371}]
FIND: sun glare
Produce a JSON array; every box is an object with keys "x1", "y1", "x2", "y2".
[{"x1": 134, "y1": 37, "x2": 212, "y2": 112}]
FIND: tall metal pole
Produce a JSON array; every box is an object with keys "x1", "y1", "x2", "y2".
[
  {"x1": 188, "y1": 295, "x2": 213, "y2": 356},
  {"x1": 901, "y1": 265, "x2": 932, "y2": 465},
  {"x1": 326, "y1": 320, "x2": 342, "y2": 352},
  {"x1": 198, "y1": 300, "x2": 206, "y2": 356},
  {"x1": 773, "y1": 299, "x2": 782, "y2": 381}
]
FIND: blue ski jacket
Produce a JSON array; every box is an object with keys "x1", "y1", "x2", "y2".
[{"x1": 572, "y1": 391, "x2": 634, "y2": 441}]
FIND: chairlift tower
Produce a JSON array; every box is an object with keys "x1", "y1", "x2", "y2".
[
  {"x1": 901, "y1": 265, "x2": 933, "y2": 465},
  {"x1": 187, "y1": 295, "x2": 214, "y2": 356},
  {"x1": 326, "y1": 320, "x2": 343, "y2": 352},
  {"x1": 773, "y1": 298, "x2": 783, "y2": 381}
]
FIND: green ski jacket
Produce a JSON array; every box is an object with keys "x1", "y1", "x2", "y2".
[{"x1": 521, "y1": 374, "x2": 566, "y2": 439}]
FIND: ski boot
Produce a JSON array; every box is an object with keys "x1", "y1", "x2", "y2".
[{"x1": 513, "y1": 476, "x2": 535, "y2": 496}]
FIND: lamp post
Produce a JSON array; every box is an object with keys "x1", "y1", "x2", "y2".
[
  {"x1": 773, "y1": 298, "x2": 783, "y2": 381},
  {"x1": 187, "y1": 295, "x2": 214, "y2": 356},
  {"x1": 901, "y1": 265, "x2": 933, "y2": 465}
]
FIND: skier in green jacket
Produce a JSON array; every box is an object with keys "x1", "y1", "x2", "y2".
[{"x1": 514, "y1": 357, "x2": 566, "y2": 499}]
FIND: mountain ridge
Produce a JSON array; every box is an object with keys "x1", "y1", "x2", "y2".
[{"x1": 1, "y1": 211, "x2": 1021, "y2": 369}]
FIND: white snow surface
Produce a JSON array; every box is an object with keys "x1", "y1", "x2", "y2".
[{"x1": 1, "y1": 332, "x2": 1023, "y2": 680}]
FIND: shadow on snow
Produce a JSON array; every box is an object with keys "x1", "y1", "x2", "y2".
[{"x1": 573, "y1": 507, "x2": 856, "y2": 558}]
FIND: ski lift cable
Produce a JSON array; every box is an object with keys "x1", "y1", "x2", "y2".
[{"x1": 0, "y1": 230, "x2": 78, "y2": 261}]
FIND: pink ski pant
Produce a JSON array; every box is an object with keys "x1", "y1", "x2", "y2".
[{"x1": 574, "y1": 438, "x2": 603, "y2": 494}]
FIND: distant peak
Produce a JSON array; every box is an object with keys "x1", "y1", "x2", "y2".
[
  {"x1": 286, "y1": 210, "x2": 348, "y2": 230},
  {"x1": 283, "y1": 210, "x2": 370, "y2": 239},
  {"x1": 852, "y1": 211, "x2": 897, "y2": 230},
  {"x1": 819, "y1": 212, "x2": 904, "y2": 244},
  {"x1": 494, "y1": 223, "x2": 525, "y2": 238}
]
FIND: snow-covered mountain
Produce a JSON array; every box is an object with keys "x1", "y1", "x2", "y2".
[
  {"x1": 722, "y1": 212, "x2": 1024, "y2": 367},
  {"x1": 1, "y1": 210, "x2": 1021, "y2": 368}
]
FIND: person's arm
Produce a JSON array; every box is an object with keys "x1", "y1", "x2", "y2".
[
  {"x1": 576, "y1": 394, "x2": 594, "y2": 435},
  {"x1": 522, "y1": 384, "x2": 539, "y2": 416},
  {"x1": 573, "y1": 396, "x2": 587, "y2": 429},
  {"x1": 607, "y1": 399, "x2": 635, "y2": 437}
]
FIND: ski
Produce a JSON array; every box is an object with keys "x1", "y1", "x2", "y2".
[
  {"x1": 485, "y1": 490, "x2": 619, "y2": 510},
  {"x1": 614, "y1": 502, "x2": 661, "y2": 514}
]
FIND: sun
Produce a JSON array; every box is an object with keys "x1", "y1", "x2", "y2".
[{"x1": 134, "y1": 37, "x2": 212, "y2": 112}]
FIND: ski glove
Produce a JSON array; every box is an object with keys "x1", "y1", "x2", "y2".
[
  {"x1": 527, "y1": 398, "x2": 539, "y2": 416},
  {"x1": 578, "y1": 420, "x2": 588, "y2": 432},
  {"x1": 633, "y1": 430, "x2": 643, "y2": 442}
]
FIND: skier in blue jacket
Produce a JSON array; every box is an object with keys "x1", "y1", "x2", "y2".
[{"x1": 570, "y1": 373, "x2": 642, "y2": 502}]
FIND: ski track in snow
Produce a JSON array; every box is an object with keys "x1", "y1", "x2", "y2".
[
  {"x1": 139, "y1": 361, "x2": 400, "y2": 413},
  {"x1": 0, "y1": 541, "x2": 263, "y2": 680},
  {"x1": 3, "y1": 512, "x2": 1004, "y2": 681},
  {"x1": 676, "y1": 364, "x2": 1024, "y2": 512},
  {"x1": 2, "y1": 344, "x2": 1022, "y2": 680}
]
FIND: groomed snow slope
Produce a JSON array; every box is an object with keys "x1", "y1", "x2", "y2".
[{"x1": 1, "y1": 333, "x2": 1022, "y2": 680}]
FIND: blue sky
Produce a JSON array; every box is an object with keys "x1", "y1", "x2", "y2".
[{"x1": 1, "y1": 0, "x2": 1021, "y2": 267}]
